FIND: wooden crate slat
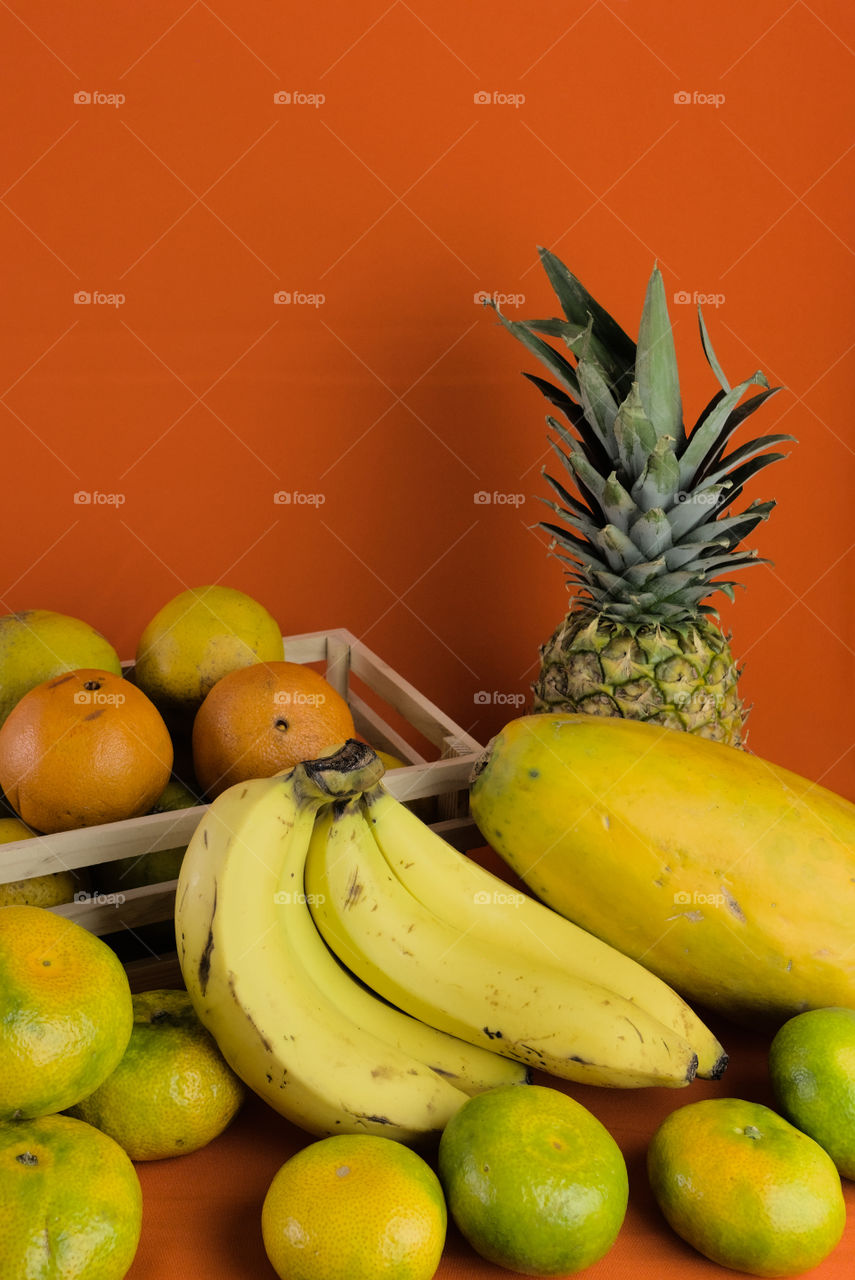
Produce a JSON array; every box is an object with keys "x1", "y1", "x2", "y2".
[
  {"x1": 0, "y1": 807, "x2": 207, "y2": 880},
  {"x1": 347, "y1": 635, "x2": 480, "y2": 754},
  {"x1": 279, "y1": 631, "x2": 331, "y2": 664},
  {"x1": 53, "y1": 880, "x2": 179, "y2": 934},
  {"x1": 381, "y1": 755, "x2": 477, "y2": 802},
  {"x1": 323, "y1": 630, "x2": 352, "y2": 700},
  {"x1": 348, "y1": 692, "x2": 428, "y2": 764},
  {"x1": 125, "y1": 953, "x2": 184, "y2": 993}
]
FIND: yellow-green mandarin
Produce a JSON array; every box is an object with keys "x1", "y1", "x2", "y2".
[
  {"x1": 69, "y1": 989, "x2": 245, "y2": 1160},
  {"x1": 134, "y1": 584, "x2": 283, "y2": 723},
  {"x1": 648, "y1": 1098, "x2": 845, "y2": 1277},
  {"x1": 0, "y1": 906, "x2": 133, "y2": 1120},
  {"x1": 262, "y1": 1135, "x2": 446, "y2": 1280},
  {"x1": 770, "y1": 1008, "x2": 855, "y2": 1179},
  {"x1": 0, "y1": 1114, "x2": 142, "y2": 1279},
  {"x1": 439, "y1": 1084, "x2": 627, "y2": 1276},
  {"x1": 0, "y1": 609, "x2": 121, "y2": 728}
]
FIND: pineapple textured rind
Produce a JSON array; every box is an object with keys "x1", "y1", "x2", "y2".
[{"x1": 533, "y1": 615, "x2": 743, "y2": 744}]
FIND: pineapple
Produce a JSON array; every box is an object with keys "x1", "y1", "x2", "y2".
[{"x1": 491, "y1": 248, "x2": 793, "y2": 746}]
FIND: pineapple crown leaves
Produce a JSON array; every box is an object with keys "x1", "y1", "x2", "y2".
[{"x1": 488, "y1": 247, "x2": 795, "y2": 625}]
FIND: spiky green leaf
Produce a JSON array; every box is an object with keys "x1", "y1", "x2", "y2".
[
  {"x1": 536, "y1": 247, "x2": 636, "y2": 397},
  {"x1": 678, "y1": 371, "x2": 771, "y2": 487},
  {"x1": 712, "y1": 454, "x2": 790, "y2": 515},
  {"x1": 629, "y1": 507, "x2": 673, "y2": 559},
  {"x1": 594, "y1": 524, "x2": 645, "y2": 570},
  {"x1": 691, "y1": 387, "x2": 787, "y2": 481},
  {"x1": 487, "y1": 303, "x2": 580, "y2": 397},
  {"x1": 702, "y1": 435, "x2": 795, "y2": 489},
  {"x1": 636, "y1": 265, "x2": 683, "y2": 444},
  {"x1": 613, "y1": 382, "x2": 657, "y2": 482},
  {"x1": 540, "y1": 468, "x2": 595, "y2": 521},
  {"x1": 698, "y1": 306, "x2": 731, "y2": 394},
  {"x1": 681, "y1": 500, "x2": 775, "y2": 548},
  {"x1": 666, "y1": 484, "x2": 730, "y2": 539},
  {"x1": 663, "y1": 540, "x2": 728, "y2": 571},
  {"x1": 570, "y1": 455, "x2": 636, "y2": 530},
  {"x1": 630, "y1": 436, "x2": 681, "y2": 511}
]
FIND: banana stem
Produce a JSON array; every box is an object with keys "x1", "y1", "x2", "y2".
[{"x1": 297, "y1": 739, "x2": 385, "y2": 803}]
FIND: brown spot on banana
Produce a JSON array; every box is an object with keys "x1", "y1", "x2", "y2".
[
  {"x1": 197, "y1": 883, "x2": 217, "y2": 996},
  {"x1": 226, "y1": 969, "x2": 274, "y2": 1054},
  {"x1": 345, "y1": 869, "x2": 363, "y2": 908},
  {"x1": 621, "y1": 1017, "x2": 644, "y2": 1043}
]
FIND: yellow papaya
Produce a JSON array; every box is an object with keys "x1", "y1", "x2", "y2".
[{"x1": 469, "y1": 714, "x2": 855, "y2": 1026}]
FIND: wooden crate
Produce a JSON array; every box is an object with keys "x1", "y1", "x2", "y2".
[{"x1": 0, "y1": 630, "x2": 484, "y2": 966}]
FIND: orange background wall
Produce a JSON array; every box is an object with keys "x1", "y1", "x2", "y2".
[{"x1": 2, "y1": 2, "x2": 853, "y2": 794}]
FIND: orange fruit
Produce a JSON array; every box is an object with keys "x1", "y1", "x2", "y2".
[
  {"x1": 769, "y1": 1006, "x2": 855, "y2": 1179},
  {"x1": 0, "y1": 905, "x2": 134, "y2": 1120},
  {"x1": 438, "y1": 1083, "x2": 627, "y2": 1276},
  {"x1": 69, "y1": 989, "x2": 245, "y2": 1160},
  {"x1": 192, "y1": 660, "x2": 355, "y2": 799},
  {"x1": 0, "y1": 608, "x2": 121, "y2": 729},
  {"x1": 0, "y1": 1112, "x2": 142, "y2": 1279},
  {"x1": 647, "y1": 1097, "x2": 846, "y2": 1276},
  {"x1": 261, "y1": 1133, "x2": 446, "y2": 1280},
  {"x1": 0, "y1": 668, "x2": 173, "y2": 833},
  {"x1": 134, "y1": 584, "x2": 283, "y2": 726}
]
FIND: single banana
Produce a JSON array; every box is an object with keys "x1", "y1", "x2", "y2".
[
  {"x1": 305, "y1": 798, "x2": 700, "y2": 1089},
  {"x1": 175, "y1": 741, "x2": 472, "y2": 1141},
  {"x1": 362, "y1": 784, "x2": 727, "y2": 1079}
]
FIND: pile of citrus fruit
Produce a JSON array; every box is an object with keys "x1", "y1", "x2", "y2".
[
  {"x1": 0, "y1": 584, "x2": 379, "y2": 905},
  {"x1": 0, "y1": 904, "x2": 245, "y2": 1279}
]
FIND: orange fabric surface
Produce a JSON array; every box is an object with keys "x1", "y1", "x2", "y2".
[{"x1": 127, "y1": 1012, "x2": 855, "y2": 1279}]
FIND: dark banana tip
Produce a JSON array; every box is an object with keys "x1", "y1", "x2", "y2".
[{"x1": 702, "y1": 1050, "x2": 729, "y2": 1081}]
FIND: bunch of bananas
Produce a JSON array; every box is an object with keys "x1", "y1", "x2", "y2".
[{"x1": 175, "y1": 741, "x2": 726, "y2": 1142}]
